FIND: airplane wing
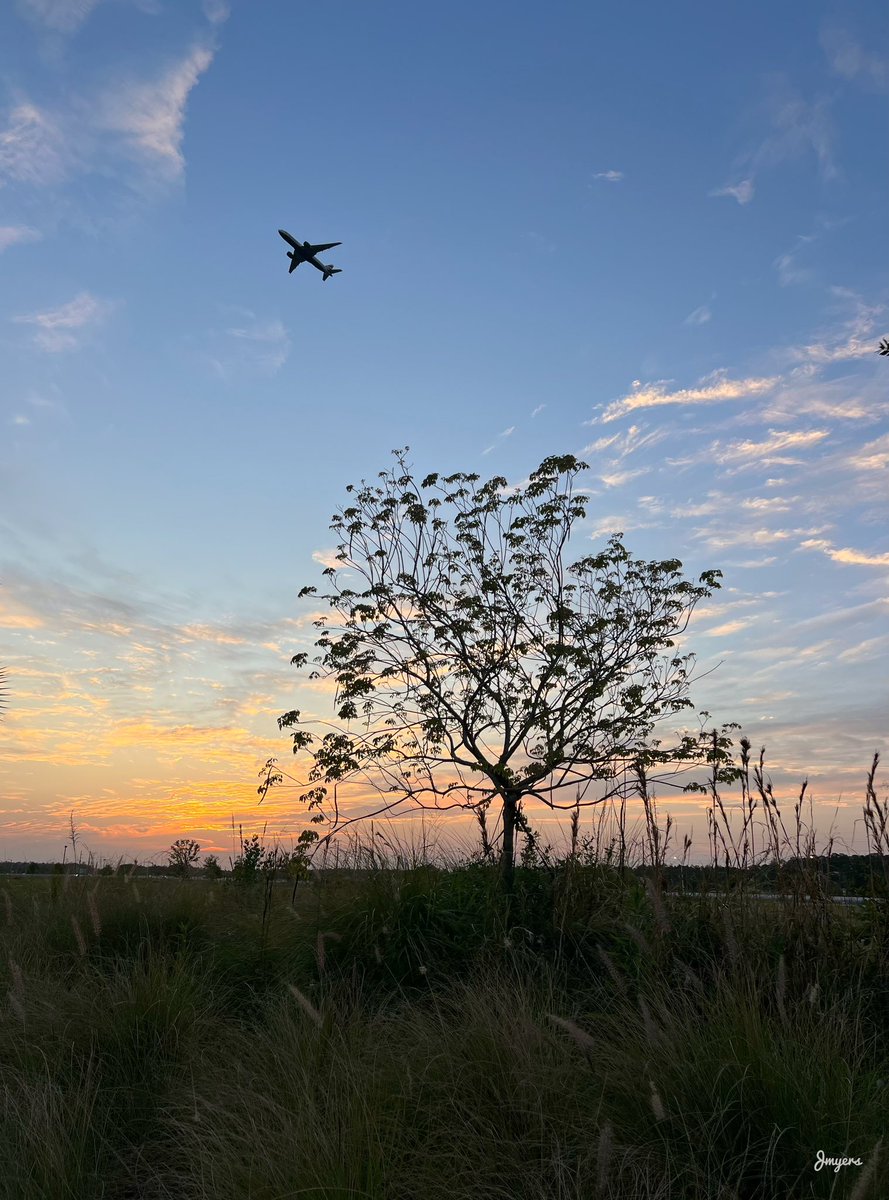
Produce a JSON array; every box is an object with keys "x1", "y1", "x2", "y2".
[
  {"x1": 306, "y1": 242, "x2": 341, "y2": 254},
  {"x1": 278, "y1": 229, "x2": 300, "y2": 249}
]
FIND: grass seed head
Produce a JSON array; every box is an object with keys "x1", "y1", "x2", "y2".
[
  {"x1": 287, "y1": 983, "x2": 324, "y2": 1028},
  {"x1": 547, "y1": 1013, "x2": 596, "y2": 1053},
  {"x1": 70, "y1": 915, "x2": 87, "y2": 956},
  {"x1": 649, "y1": 1077, "x2": 667, "y2": 1122}
]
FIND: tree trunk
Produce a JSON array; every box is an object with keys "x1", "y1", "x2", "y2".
[{"x1": 500, "y1": 790, "x2": 519, "y2": 898}]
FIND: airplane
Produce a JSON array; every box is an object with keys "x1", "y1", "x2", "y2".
[
  {"x1": 879, "y1": 337, "x2": 889, "y2": 356},
  {"x1": 278, "y1": 230, "x2": 343, "y2": 280}
]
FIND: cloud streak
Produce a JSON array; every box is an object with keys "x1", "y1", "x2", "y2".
[
  {"x1": 0, "y1": 225, "x2": 40, "y2": 251},
  {"x1": 598, "y1": 371, "x2": 778, "y2": 423},
  {"x1": 0, "y1": 102, "x2": 68, "y2": 187},
  {"x1": 17, "y1": 0, "x2": 105, "y2": 34},
  {"x1": 97, "y1": 45, "x2": 216, "y2": 180},
  {"x1": 14, "y1": 291, "x2": 112, "y2": 352}
]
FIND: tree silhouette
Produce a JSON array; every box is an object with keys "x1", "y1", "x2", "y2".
[
  {"x1": 168, "y1": 838, "x2": 201, "y2": 876},
  {"x1": 274, "y1": 448, "x2": 723, "y2": 893}
]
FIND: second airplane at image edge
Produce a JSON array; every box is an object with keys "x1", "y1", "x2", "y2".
[{"x1": 278, "y1": 230, "x2": 343, "y2": 281}]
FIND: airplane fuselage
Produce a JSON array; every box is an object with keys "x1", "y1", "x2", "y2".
[{"x1": 278, "y1": 230, "x2": 343, "y2": 279}]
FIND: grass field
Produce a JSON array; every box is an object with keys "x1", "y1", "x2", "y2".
[{"x1": 2, "y1": 792, "x2": 888, "y2": 1200}]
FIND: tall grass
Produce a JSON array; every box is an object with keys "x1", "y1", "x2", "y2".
[{"x1": 0, "y1": 753, "x2": 885, "y2": 1198}]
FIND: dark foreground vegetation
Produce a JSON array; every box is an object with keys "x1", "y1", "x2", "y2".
[{"x1": 3, "y1": 790, "x2": 889, "y2": 1200}]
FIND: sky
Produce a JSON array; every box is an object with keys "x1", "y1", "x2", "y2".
[{"x1": 0, "y1": 0, "x2": 886, "y2": 867}]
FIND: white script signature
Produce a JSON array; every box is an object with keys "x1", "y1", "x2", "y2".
[{"x1": 814, "y1": 1150, "x2": 863, "y2": 1173}]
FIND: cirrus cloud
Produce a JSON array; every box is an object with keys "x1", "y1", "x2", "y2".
[
  {"x1": 597, "y1": 371, "x2": 778, "y2": 424},
  {"x1": 13, "y1": 290, "x2": 113, "y2": 352}
]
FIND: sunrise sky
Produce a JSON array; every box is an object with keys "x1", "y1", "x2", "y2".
[{"x1": 1, "y1": 0, "x2": 886, "y2": 867}]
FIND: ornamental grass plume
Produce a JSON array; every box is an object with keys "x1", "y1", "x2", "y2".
[
  {"x1": 546, "y1": 1013, "x2": 596, "y2": 1053},
  {"x1": 70, "y1": 915, "x2": 87, "y2": 957},
  {"x1": 850, "y1": 1137, "x2": 882, "y2": 1200},
  {"x1": 287, "y1": 983, "x2": 324, "y2": 1029}
]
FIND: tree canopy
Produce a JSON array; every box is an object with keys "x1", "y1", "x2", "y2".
[{"x1": 272, "y1": 448, "x2": 724, "y2": 888}]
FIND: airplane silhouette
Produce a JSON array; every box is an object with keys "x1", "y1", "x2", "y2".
[
  {"x1": 278, "y1": 230, "x2": 342, "y2": 280},
  {"x1": 879, "y1": 337, "x2": 889, "y2": 356}
]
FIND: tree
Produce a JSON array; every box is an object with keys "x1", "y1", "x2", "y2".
[
  {"x1": 168, "y1": 838, "x2": 201, "y2": 877},
  {"x1": 273, "y1": 448, "x2": 723, "y2": 894},
  {"x1": 203, "y1": 854, "x2": 224, "y2": 879}
]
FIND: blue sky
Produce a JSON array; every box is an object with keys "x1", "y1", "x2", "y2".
[{"x1": 0, "y1": 0, "x2": 886, "y2": 865}]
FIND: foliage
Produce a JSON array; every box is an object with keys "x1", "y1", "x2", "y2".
[
  {"x1": 203, "y1": 854, "x2": 223, "y2": 879},
  {"x1": 230, "y1": 830, "x2": 318, "y2": 887},
  {"x1": 167, "y1": 838, "x2": 201, "y2": 877},
  {"x1": 274, "y1": 447, "x2": 723, "y2": 890}
]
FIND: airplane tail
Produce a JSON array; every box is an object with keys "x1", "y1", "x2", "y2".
[
  {"x1": 287, "y1": 252, "x2": 299, "y2": 274},
  {"x1": 322, "y1": 266, "x2": 342, "y2": 282}
]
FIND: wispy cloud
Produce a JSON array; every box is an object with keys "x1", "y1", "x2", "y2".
[
  {"x1": 204, "y1": 307, "x2": 291, "y2": 377},
  {"x1": 17, "y1": 0, "x2": 105, "y2": 34},
  {"x1": 582, "y1": 423, "x2": 667, "y2": 460},
  {"x1": 712, "y1": 79, "x2": 837, "y2": 206},
  {"x1": 800, "y1": 539, "x2": 889, "y2": 568},
  {"x1": 683, "y1": 304, "x2": 711, "y2": 325},
  {"x1": 599, "y1": 467, "x2": 650, "y2": 488},
  {"x1": 14, "y1": 291, "x2": 112, "y2": 352},
  {"x1": 225, "y1": 315, "x2": 291, "y2": 373},
  {"x1": 821, "y1": 28, "x2": 889, "y2": 92},
  {"x1": 773, "y1": 238, "x2": 816, "y2": 286},
  {"x1": 709, "y1": 179, "x2": 755, "y2": 205},
  {"x1": 592, "y1": 169, "x2": 624, "y2": 183},
  {"x1": 96, "y1": 44, "x2": 216, "y2": 180},
  {"x1": 754, "y1": 87, "x2": 836, "y2": 180},
  {"x1": 202, "y1": 0, "x2": 231, "y2": 24},
  {"x1": 531, "y1": 404, "x2": 545, "y2": 418},
  {"x1": 788, "y1": 292, "x2": 883, "y2": 365},
  {"x1": 846, "y1": 433, "x2": 889, "y2": 473},
  {"x1": 597, "y1": 370, "x2": 778, "y2": 424},
  {"x1": 708, "y1": 428, "x2": 831, "y2": 466},
  {"x1": 0, "y1": 225, "x2": 40, "y2": 252},
  {"x1": 481, "y1": 426, "x2": 515, "y2": 456},
  {"x1": 0, "y1": 102, "x2": 68, "y2": 187}
]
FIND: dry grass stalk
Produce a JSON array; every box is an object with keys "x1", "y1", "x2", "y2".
[
  {"x1": 315, "y1": 930, "x2": 342, "y2": 974},
  {"x1": 287, "y1": 983, "x2": 324, "y2": 1028},
  {"x1": 8, "y1": 956, "x2": 23, "y2": 994},
  {"x1": 648, "y1": 1077, "x2": 667, "y2": 1122},
  {"x1": 622, "y1": 921, "x2": 653, "y2": 959},
  {"x1": 644, "y1": 875, "x2": 671, "y2": 935},
  {"x1": 597, "y1": 945, "x2": 627, "y2": 992},
  {"x1": 775, "y1": 953, "x2": 787, "y2": 1021},
  {"x1": 683, "y1": 963, "x2": 704, "y2": 997},
  {"x1": 721, "y1": 908, "x2": 739, "y2": 970},
  {"x1": 8, "y1": 956, "x2": 25, "y2": 1023},
  {"x1": 596, "y1": 1120, "x2": 613, "y2": 1193},
  {"x1": 638, "y1": 995, "x2": 660, "y2": 1046},
  {"x1": 70, "y1": 915, "x2": 87, "y2": 956},
  {"x1": 87, "y1": 892, "x2": 102, "y2": 938},
  {"x1": 7, "y1": 987, "x2": 25, "y2": 1022},
  {"x1": 547, "y1": 1013, "x2": 596, "y2": 1053},
  {"x1": 849, "y1": 1137, "x2": 882, "y2": 1200}
]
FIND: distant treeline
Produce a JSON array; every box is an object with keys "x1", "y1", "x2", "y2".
[
  {"x1": 0, "y1": 861, "x2": 203, "y2": 878},
  {"x1": 656, "y1": 853, "x2": 889, "y2": 895},
  {"x1": 2, "y1": 852, "x2": 889, "y2": 893}
]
